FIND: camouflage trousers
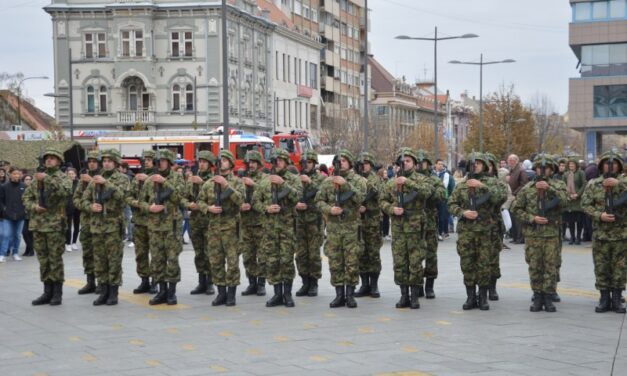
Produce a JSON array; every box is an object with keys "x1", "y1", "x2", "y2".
[
  {"x1": 149, "y1": 225, "x2": 182, "y2": 283},
  {"x1": 392, "y1": 231, "x2": 425, "y2": 286},
  {"x1": 262, "y1": 221, "x2": 296, "y2": 285},
  {"x1": 208, "y1": 226, "x2": 240, "y2": 287},
  {"x1": 457, "y1": 231, "x2": 492, "y2": 287},
  {"x1": 490, "y1": 229, "x2": 503, "y2": 280},
  {"x1": 524, "y1": 237, "x2": 559, "y2": 294},
  {"x1": 133, "y1": 224, "x2": 151, "y2": 278},
  {"x1": 79, "y1": 224, "x2": 94, "y2": 275},
  {"x1": 424, "y1": 227, "x2": 438, "y2": 279},
  {"x1": 556, "y1": 234, "x2": 563, "y2": 283},
  {"x1": 592, "y1": 238, "x2": 627, "y2": 290},
  {"x1": 294, "y1": 219, "x2": 323, "y2": 279},
  {"x1": 93, "y1": 231, "x2": 124, "y2": 286},
  {"x1": 190, "y1": 217, "x2": 210, "y2": 275},
  {"x1": 34, "y1": 231, "x2": 65, "y2": 283},
  {"x1": 325, "y1": 227, "x2": 360, "y2": 287},
  {"x1": 240, "y1": 224, "x2": 264, "y2": 279},
  {"x1": 359, "y1": 224, "x2": 383, "y2": 274}
]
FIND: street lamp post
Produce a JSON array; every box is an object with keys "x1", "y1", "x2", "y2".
[
  {"x1": 449, "y1": 54, "x2": 515, "y2": 153},
  {"x1": 221, "y1": 0, "x2": 229, "y2": 150},
  {"x1": 395, "y1": 28, "x2": 477, "y2": 159},
  {"x1": 16, "y1": 76, "x2": 49, "y2": 126}
]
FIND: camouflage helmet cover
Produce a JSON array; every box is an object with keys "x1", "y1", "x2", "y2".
[{"x1": 43, "y1": 148, "x2": 65, "y2": 164}]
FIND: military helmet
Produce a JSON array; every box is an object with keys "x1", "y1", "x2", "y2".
[
  {"x1": 336, "y1": 149, "x2": 355, "y2": 166},
  {"x1": 273, "y1": 148, "x2": 291, "y2": 163},
  {"x1": 157, "y1": 149, "x2": 176, "y2": 165},
  {"x1": 219, "y1": 149, "x2": 235, "y2": 168},
  {"x1": 396, "y1": 147, "x2": 418, "y2": 164},
  {"x1": 598, "y1": 150, "x2": 624, "y2": 172},
  {"x1": 359, "y1": 152, "x2": 376, "y2": 166},
  {"x1": 142, "y1": 150, "x2": 156, "y2": 159},
  {"x1": 244, "y1": 150, "x2": 263, "y2": 165},
  {"x1": 100, "y1": 149, "x2": 121, "y2": 164},
  {"x1": 532, "y1": 154, "x2": 558, "y2": 171},
  {"x1": 416, "y1": 149, "x2": 434, "y2": 166},
  {"x1": 303, "y1": 150, "x2": 319, "y2": 163},
  {"x1": 466, "y1": 151, "x2": 489, "y2": 172},
  {"x1": 484, "y1": 152, "x2": 498, "y2": 170},
  {"x1": 557, "y1": 157, "x2": 567, "y2": 165},
  {"x1": 43, "y1": 148, "x2": 65, "y2": 164},
  {"x1": 197, "y1": 150, "x2": 216, "y2": 165},
  {"x1": 86, "y1": 150, "x2": 100, "y2": 162}
]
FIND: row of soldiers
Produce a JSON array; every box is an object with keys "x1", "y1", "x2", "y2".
[{"x1": 22, "y1": 146, "x2": 626, "y2": 313}]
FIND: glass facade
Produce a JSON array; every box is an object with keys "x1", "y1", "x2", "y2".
[
  {"x1": 573, "y1": 0, "x2": 626, "y2": 22},
  {"x1": 593, "y1": 84, "x2": 627, "y2": 117},
  {"x1": 581, "y1": 43, "x2": 627, "y2": 76}
]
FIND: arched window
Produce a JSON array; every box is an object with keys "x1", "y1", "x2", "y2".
[
  {"x1": 172, "y1": 84, "x2": 181, "y2": 111},
  {"x1": 129, "y1": 85, "x2": 138, "y2": 111},
  {"x1": 185, "y1": 84, "x2": 194, "y2": 111},
  {"x1": 99, "y1": 86, "x2": 107, "y2": 113},
  {"x1": 87, "y1": 86, "x2": 95, "y2": 113}
]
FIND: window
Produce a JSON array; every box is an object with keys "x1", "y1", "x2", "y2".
[
  {"x1": 610, "y1": 0, "x2": 626, "y2": 17},
  {"x1": 594, "y1": 84, "x2": 627, "y2": 117},
  {"x1": 172, "y1": 84, "x2": 181, "y2": 111},
  {"x1": 282, "y1": 53, "x2": 286, "y2": 81},
  {"x1": 85, "y1": 33, "x2": 106, "y2": 59},
  {"x1": 276, "y1": 51, "x2": 279, "y2": 79},
  {"x1": 581, "y1": 43, "x2": 627, "y2": 77},
  {"x1": 312, "y1": 9, "x2": 318, "y2": 22},
  {"x1": 593, "y1": 1, "x2": 608, "y2": 19},
  {"x1": 171, "y1": 31, "x2": 193, "y2": 57},
  {"x1": 309, "y1": 63, "x2": 317, "y2": 89},
  {"x1": 99, "y1": 86, "x2": 107, "y2": 112},
  {"x1": 288, "y1": 55, "x2": 291, "y2": 83},
  {"x1": 185, "y1": 84, "x2": 194, "y2": 111},
  {"x1": 303, "y1": 5, "x2": 310, "y2": 19},
  {"x1": 121, "y1": 29, "x2": 143, "y2": 57},
  {"x1": 87, "y1": 86, "x2": 95, "y2": 113},
  {"x1": 574, "y1": 2, "x2": 591, "y2": 21},
  {"x1": 294, "y1": 0, "x2": 302, "y2": 15},
  {"x1": 305, "y1": 60, "x2": 309, "y2": 87}
]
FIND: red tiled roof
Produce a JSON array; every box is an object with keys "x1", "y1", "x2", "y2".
[
  {"x1": 256, "y1": 0, "x2": 294, "y2": 28},
  {"x1": 0, "y1": 90, "x2": 55, "y2": 131},
  {"x1": 368, "y1": 56, "x2": 395, "y2": 92}
]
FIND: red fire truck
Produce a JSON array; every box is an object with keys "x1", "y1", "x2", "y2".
[{"x1": 271, "y1": 130, "x2": 315, "y2": 171}]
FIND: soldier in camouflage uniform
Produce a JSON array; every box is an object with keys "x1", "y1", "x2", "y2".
[
  {"x1": 73, "y1": 150, "x2": 101, "y2": 295},
  {"x1": 127, "y1": 150, "x2": 157, "y2": 294},
  {"x1": 183, "y1": 150, "x2": 216, "y2": 296},
  {"x1": 316, "y1": 149, "x2": 366, "y2": 308},
  {"x1": 253, "y1": 149, "x2": 301, "y2": 307},
  {"x1": 448, "y1": 152, "x2": 507, "y2": 311},
  {"x1": 239, "y1": 150, "x2": 268, "y2": 296},
  {"x1": 353, "y1": 152, "x2": 384, "y2": 299},
  {"x1": 511, "y1": 155, "x2": 568, "y2": 312},
  {"x1": 415, "y1": 150, "x2": 446, "y2": 299},
  {"x1": 294, "y1": 150, "x2": 326, "y2": 297},
  {"x1": 80, "y1": 149, "x2": 130, "y2": 306},
  {"x1": 581, "y1": 151, "x2": 627, "y2": 313},
  {"x1": 139, "y1": 149, "x2": 183, "y2": 305},
  {"x1": 380, "y1": 148, "x2": 434, "y2": 309},
  {"x1": 198, "y1": 150, "x2": 244, "y2": 307},
  {"x1": 23, "y1": 148, "x2": 71, "y2": 306}
]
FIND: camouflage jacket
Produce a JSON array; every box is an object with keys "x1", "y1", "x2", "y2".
[
  {"x1": 198, "y1": 171, "x2": 244, "y2": 231},
  {"x1": 80, "y1": 169, "x2": 130, "y2": 234},
  {"x1": 139, "y1": 169, "x2": 182, "y2": 232},
  {"x1": 22, "y1": 167, "x2": 71, "y2": 232},
  {"x1": 239, "y1": 169, "x2": 266, "y2": 227},
  {"x1": 511, "y1": 178, "x2": 568, "y2": 238},
  {"x1": 315, "y1": 169, "x2": 366, "y2": 231},
  {"x1": 253, "y1": 168, "x2": 301, "y2": 228},
  {"x1": 380, "y1": 170, "x2": 434, "y2": 234},
  {"x1": 72, "y1": 169, "x2": 100, "y2": 225},
  {"x1": 182, "y1": 169, "x2": 213, "y2": 223},
  {"x1": 359, "y1": 171, "x2": 383, "y2": 227},
  {"x1": 295, "y1": 170, "x2": 326, "y2": 225},
  {"x1": 423, "y1": 172, "x2": 446, "y2": 230},
  {"x1": 581, "y1": 175, "x2": 627, "y2": 241},
  {"x1": 448, "y1": 175, "x2": 507, "y2": 233},
  {"x1": 488, "y1": 176, "x2": 509, "y2": 234},
  {"x1": 126, "y1": 167, "x2": 155, "y2": 226}
]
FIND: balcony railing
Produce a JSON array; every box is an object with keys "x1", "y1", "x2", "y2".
[{"x1": 117, "y1": 110, "x2": 155, "y2": 124}]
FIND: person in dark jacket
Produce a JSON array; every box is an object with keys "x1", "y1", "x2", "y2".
[
  {"x1": 0, "y1": 167, "x2": 27, "y2": 262},
  {"x1": 65, "y1": 168, "x2": 80, "y2": 252},
  {"x1": 21, "y1": 174, "x2": 34, "y2": 256}
]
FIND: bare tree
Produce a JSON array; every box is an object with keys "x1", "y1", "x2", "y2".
[{"x1": 530, "y1": 93, "x2": 561, "y2": 153}]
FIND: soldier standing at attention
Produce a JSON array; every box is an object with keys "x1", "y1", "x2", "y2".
[
  {"x1": 184, "y1": 150, "x2": 216, "y2": 296},
  {"x1": 448, "y1": 152, "x2": 507, "y2": 311},
  {"x1": 380, "y1": 148, "x2": 434, "y2": 309},
  {"x1": 140, "y1": 149, "x2": 183, "y2": 305},
  {"x1": 74, "y1": 150, "x2": 101, "y2": 295},
  {"x1": 127, "y1": 150, "x2": 157, "y2": 294},
  {"x1": 80, "y1": 149, "x2": 130, "y2": 306},
  {"x1": 294, "y1": 150, "x2": 326, "y2": 297},
  {"x1": 315, "y1": 149, "x2": 366, "y2": 308},
  {"x1": 581, "y1": 151, "x2": 627, "y2": 313},
  {"x1": 511, "y1": 155, "x2": 568, "y2": 312},
  {"x1": 254, "y1": 149, "x2": 301, "y2": 307},
  {"x1": 198, "y1": 150, "x2": 244, "y2": 307},
  {"x1": 24, "y1": 148, "x2": 71, "y2": 306},
  {"x1": 239, "y1": 150, "x2": 268, "y2": 297},
  {"x1": 353, "y1": 152, "x2": 384, "y2": 299}
]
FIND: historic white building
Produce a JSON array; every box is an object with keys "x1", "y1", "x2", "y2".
[{"x1": 44, "y1": 0, "x2": 322, "y2": 135}]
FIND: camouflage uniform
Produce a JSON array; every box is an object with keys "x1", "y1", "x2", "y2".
[
  {"x1": 380, "y1": 148, "x2": 434, "y2": 309},
  {"x1": 253, "y1": 149, "x2": 302, "y2": 307},
  {"x1": 294, "y1": 150, "x2": 326, "y2": 297},
  {"x1": 511, "y1": 155, "x2": 568, "y2": 312},
  {"x1": 316, "y1": 149, "x2": 367, "y2": 308},
  {"x1": 139, "y1": 150, "x2": 183, "y2": 305},
  {"x1": 23, "y1": 148, "x2": 71, "y2": 306},
  {"x1": 198, "y1": 150, "x2": 244, "y2": 306},
  {"x1": 80, "y1": 149, "x2": 130, "y2": 306},
  {"x1": 448, "y1": 152, "x2": 507, "y2": 311},
  {"x1": 581, "y1": 151, "x2": 627, "y2": 313}
]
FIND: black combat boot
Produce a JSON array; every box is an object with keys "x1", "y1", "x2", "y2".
[
  {"x1": 295, "y1": 275, "x2": 310, "y2": 297},
  {"x1": 543, "y1": 293, "x2": 556, "y2": 312},
  {"x1": 93, "y1": 284, "x2": 109, "y2": 306},
  {"x1": 612, "y1": 289, "x2": 626, "y2": 313},
  {"x1": 417, "y1": 282, "x2": 425, "y2": 298},
  {"x1": 256, "y1": 277, "x2": 266, "y2": 296},
  {"x1": 190, "y1": 274, "x2": 207, "y2": 295},
  {"x1": 595, "y1": 289, "x2": 611, "y2": 313},
  {"x1": 409, "y1": 286, "x2": 421, "y2": 309},
  {"x1": 307, "y1": 277, "x2": 318, "y2": 297},
  {"x1": 95, "y1": 283, "x2": 103, "y2": 295},
  {"x1": 149, "y1": 278, "x2": 158, "y2": 294},
  {"x1": 241, "y1": 276, "x2": 258, "y2": 296},
  {"x1": 206, "y1": 275, "x2": 215, "y2": 295},
  {"x1": 530, "y1": 291, "x2": 543, "y2": 312},
  {"x1": 283, "y1": 280, "x2": 295, "y2": 307},
  {"x1": 346, "y1": 286, "x2": 357, "y2": 308},
  {"x1": 32, "y1": 282, "x2": 53, "y2": 306},
  {"x1": 425, "y1": 278, "x2": 436, "y2": 299},
  {"x1": 551, "y1": 292, "x2": 561, "y2": 302},
  {"x1": 133, "y1": 277, "x2": 151, "y2": 294},
  {"x1": 478, "y1": 287, "x2": 490, "y2": 311},
  {"x1": 369, "y1": 273, "x2": 380, "y2": 298},
  {"x1": 167, "y1": 283, "x2": 178, "y2": 305},
  {"x1": 353, "y1": 274, "x2": 370, "y2": 298},
  {"x1": 329, "y1": 286, "x2": 346, "y2": 308},
  {"x1": 149, "y1": 282, "x2": 168, "y2": 305},
  {"x1": 463, "y1": 285, "x2": 477, "y2": 310},
  {"x1": 225, "y1": 286, "x2": 236, "y2": 306},
  {"x1": 106, "y1": 285, "x2": 119, "y2": 306},
  {"x1": 488, "y1": 278, "x2": 499, "y2": 301},
  {"x1": 49, "y1": 282, "x2": 63, "y2": 306},
  {"x1": 78, "y1": 274, "x2": 96, "y2": 295},
  {"x1": 211, "y1": 286, "x2": 227, "y2": 306},
  {"x1": 395, "y1": 285, "x2": 410, "y2": 309},
  {"x1": 266, "y1": 283, "x2": 284, "y2": 307}
]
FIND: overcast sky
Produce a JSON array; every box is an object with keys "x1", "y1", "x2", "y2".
[{"x1": 1, "y1": 0, "x2": 578, "y2": 117}]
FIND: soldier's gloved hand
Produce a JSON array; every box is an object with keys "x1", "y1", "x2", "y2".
[
  {"x1": 190, "y1": 176, "x2": 204, "y2": 185},
  {"x1": 359, "y1": 205, "x2": 367, "y2": 213},
  {"x1": 395, "y1": 176, "x2": 407, "y2": 186},
  {"x1": 330, "y1": 206, "x2": 343, "y2": 216},
  {"x1": 267, "y1": 204, "x2": 281, "y2": 214},
  {"x1": 300, "y1": 175, "x2": 312, "y2": 184},
  {"x1": 213, "y1": 175, "x2": 228, "y2": 187},
  {"x1": 80, "y1": 174, "x2": 92, "y2": 183},
  {"x1": 600, "y1": 212, "x2": 616, "y2": 222},
  {"x1": 93, "y1": 175, "x2": 106, "y2": 185},
  {"x1": 466, "y1": 179, "x2": 483, "y2": 188},
  {"x1": 332, "y1": 176, "x2": 346, "y2": 186},
  {"x1": 393, "y1": 207, "x2": 404, "y2": 216},
  {"x1": 35, "y1": 206, "x2": 47, "y2": 214},
  {"x1": 603, "y1": 177, "x2": 619, "y2": 188},
  {"x1": 533, "y1": 216, "x2": 548, "y2": 225},
  {"x1": 535, "y1": 181, "x2": 549, "y2": 190},
  {"x1": 243, "y1": 177, "x2": 255, "y2": 186},
  {"x1": 270, "y1": 175, "x2": 285, "y2": 185},
  {"x1": 296, "y1": 202, "x2": 308, "y2": 210},
  {"x1": 91, "y1": 203, "x2": 103, "y2": 213},
  {"x1": 241, "y1": 203, "x2": 252, "y2": 211},
  {"x1": 208, "y1": 205, "x2": 223, "y2": 214},
  {"x1": 135, "y1": 173, "x2": 148, "y2": 182},
  {"x1": 35, "y1": 172, "x2": 46, "y2": 182},
  {"x1": 151, "y1": 175, "x2": 166, "y2": 184},
  {"x1": 463, "y1": 210, "x2": 478, "y2": 220},
  {"x1": 149, "y1": 203, "x2": 165, "y2": 213}
]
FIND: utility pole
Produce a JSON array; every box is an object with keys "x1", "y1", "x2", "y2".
[{"x1": 221, "y1": 0, "x2": 229, "y2": 150}]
